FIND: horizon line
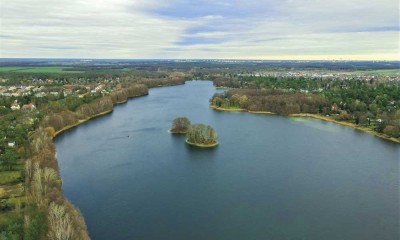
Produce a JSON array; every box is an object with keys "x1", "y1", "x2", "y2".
[{"x1": 0, "y1": 57, "x2": 399, "y2": 62}]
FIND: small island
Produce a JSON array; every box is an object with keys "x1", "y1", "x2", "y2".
[
  {"x1": 170, "y1": 117, "x2": 191, "y2": 133},
  {"x1": 186, "y1": 124, "x2": 218, "y2": 147}
]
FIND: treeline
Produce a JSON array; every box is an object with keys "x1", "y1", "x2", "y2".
[
  {"x1": 22, "y1": 127, "x2": 90, "y2": 240},
  {"x1": 0, "y1": 76, "x2": 190, "y2": 238},
  {"x1": 0, "y1": 67, "x2": 193, "y2": 238},
  {"x1": 0, "y1": 83, "x2": 150, "y2": 239},
  {"x1": 0, "y1": 68, "x2": 190, "y2": 87},
  {"x1": 213, "y1": 76, "x2": 400, "y2": 112},
  {"x1": 44, "y1": 97, "x2": 113, "y2": 131},
  {"x1": 44, "y1": 84, "x2": 148, "y2": 131},
  {"x1": 138, "y1": 77, "x2": 186, "y2": 88},
  {"x1": 212, "y1": 89, "x2": 329, "y2": 115},
  {"x1": 211, "y1": 76, "x2": 400, "y2": 141},
  {"x1": 110, "y1": 84, "x2": 148, "y2": 103}
]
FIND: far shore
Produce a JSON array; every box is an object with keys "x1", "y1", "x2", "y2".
[
  {"x1": 52, "y1": 85, "x2": 183, "y2": 138},
  {"x1": 53, "y1": 93, "x2": 151, "y2": 137},
  {"x1": 210, "y1": 105, "x2": 400, "y2": 144},
  {"x1": 185, "y1": 139, "x2": 219, "y2": 148},
  {"x1": 210, "y1": 105, "x2": 275, "y2": 115}
]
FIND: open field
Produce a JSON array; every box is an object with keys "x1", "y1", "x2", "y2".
[
  {"x1": 0, "y1": 171, "x2": 22, "y2": 185},
  {"x1": 351, "y1": 69, "x2": 400, "y2": 76},
  {"x1": 0, "y1": 66, "x2": 79, "y2": 73}
]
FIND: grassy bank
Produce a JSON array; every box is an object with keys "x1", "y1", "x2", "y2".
[
  {"x1": 210, "y1": 105, "x2": 276, "y2": 115},
  {"x1": 210, "y1": 105, "x2": 246, "y2": 112},
  {"x1": 210, "y1": 105, "x2": 400, "y2": 144},
  {"x1": 185, "y1": 139, "x2": 219, "y2": 148},
  {"x1": 289, "y1": 113, "x2": 400, "y2": 144}
]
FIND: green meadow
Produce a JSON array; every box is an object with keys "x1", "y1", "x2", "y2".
[{"x1": 0, "y1": 67, "x2": 76, "y2": 73}]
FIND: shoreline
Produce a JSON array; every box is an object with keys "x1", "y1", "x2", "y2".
[
  {"x1": 185, "y1": 139, "x2": 219, "y2": 148},
  {"x1": 44, "y1": 83, "x2": 184, "y2": 238},
  {"x1": 54, "y1": 109, "x2": 114, "y2": 137},
  {"x1": 169, "y1": 129, "x2": 188, "y2": 134},
  {"x1": 53, "y1": 94, "x2": 150, "y2": 137},
  {"x1": 52, "y1": 88, "x2": 178, "y2": 137},
  {"x1": 210, "y1": 105, "x2": 400, "y2": 144},
  {"x1": 210, "y1": 105, "x2": 276, "y2": 115}
]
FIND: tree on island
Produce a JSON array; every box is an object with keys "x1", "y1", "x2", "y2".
[
  {"x1": 170, "y1": 117, "x2": 191, "y2": 133},
  {"x1": 186, "y1": 124, "x2": 218, "y2": 147}
]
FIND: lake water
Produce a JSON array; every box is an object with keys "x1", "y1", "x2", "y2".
[{"x1": 55, "y1": 81, "x2": 399, "y2": 240}]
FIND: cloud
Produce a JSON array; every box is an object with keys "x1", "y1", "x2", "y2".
[
  {"x1": 149, "y1": 0, "x2": 283, "y2": 19},
  {"x1": 0, "y1": 0, "x2": 398, "y2": 59},
  {"x1": 174, "y1": 37, "x2": 229, "y2": 46},
  {"x1": 0, "y1": 0, "x2": 191, "y2": 58}
]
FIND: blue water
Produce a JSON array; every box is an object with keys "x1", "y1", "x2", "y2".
[{"x1": 55, "y1": 81, "x2": 399, "y2": 240}]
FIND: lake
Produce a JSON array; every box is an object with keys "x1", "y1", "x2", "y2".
[{"x1": 55, "y1": 81, "x2": 399, "y2": 240}]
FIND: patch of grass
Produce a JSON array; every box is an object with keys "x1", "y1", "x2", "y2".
[
  {"x1": 0, "y1": 183, "x2": 24, "y2": 199},
  {"x1": 352, "y1": 69, "x2": 400, "y2": 76},
  {"x1": 5, "y1": 196, "x2": 25, "y2": 207},
  {"x1": 0, "y1": 171, "x2": 22, "y2": 185},
  {"x1": 0, "y1": 211, "x2": 23, "y2": 240},
  {"x1": 185, "y1": 139, "x2": 219, "y2": 148},
  {"x1": 220, "y1": 104, "x2": 241, "y2": 109},
  {"x1": 0, "y1": 211, "x2": 21, "y2": 229},
  {"x1": 0, "y1": 67, "x2": 26, "y2": 72}
]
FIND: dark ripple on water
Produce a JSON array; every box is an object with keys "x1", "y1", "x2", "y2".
[{"x1": 120, "y1": 127, "x2": 162, "y2": 134}]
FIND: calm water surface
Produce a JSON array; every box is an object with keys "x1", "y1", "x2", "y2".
[{"x1": 55, "y1": 81, "x2": 399, "y2": 240}]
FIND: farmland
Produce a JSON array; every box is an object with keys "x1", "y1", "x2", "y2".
[{"x1": 0, "y1": 67, "x2": 78, "y2": 73}]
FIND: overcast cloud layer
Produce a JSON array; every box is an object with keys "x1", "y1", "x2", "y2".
[{"x1": 0, "y1": 0, "x2": 399, "y2": 60}]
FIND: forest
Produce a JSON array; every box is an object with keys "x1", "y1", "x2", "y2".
[{"x1": 211, "y1": 75, "x2": 400, "y2": 140}]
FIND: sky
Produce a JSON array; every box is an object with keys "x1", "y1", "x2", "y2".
[{"x1": 0, "y1": 0, "x2": 399, "y2": 60}]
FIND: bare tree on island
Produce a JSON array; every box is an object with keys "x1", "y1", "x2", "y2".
[
  {"x1": 186, "y1": 124, "x2": 218, "y2": 147},
  {"x1": 170, "y1": 117, "x2": 191, "y2": 133}
]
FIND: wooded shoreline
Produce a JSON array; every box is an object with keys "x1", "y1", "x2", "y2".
[
  {"x1": 53, "y1": 93, "x2": 150, "y2": 137},
  {"x1": 21, "y1": 83, "x2": 183, "y2": 239},
  {"x1": 210, "y1": 105, "x2": 400, "y2": 144}
]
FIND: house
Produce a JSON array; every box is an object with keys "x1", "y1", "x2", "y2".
[
  {"x1": 25, "y1": 86, "x2": 34, "y2": 91},
  {"x1": 8, "y1": 86, "x2": 16, "y2": 91},
  {"x1": 10, "y1": 102, "x2": 20, "y2": 110},
  {"x1": 22, "y1": 103, "x2": 36, "y2": 111},
  {"x1": 35, "y1": 92, "x2": 46, "y2": 98},
  {"x1": 95, "y1": 84, "x2": 105, "y2": 92}
]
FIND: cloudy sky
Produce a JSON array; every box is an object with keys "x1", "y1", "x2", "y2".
[{"x1": 0, "y1": 0, "x2": 399, "y2": 60}]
